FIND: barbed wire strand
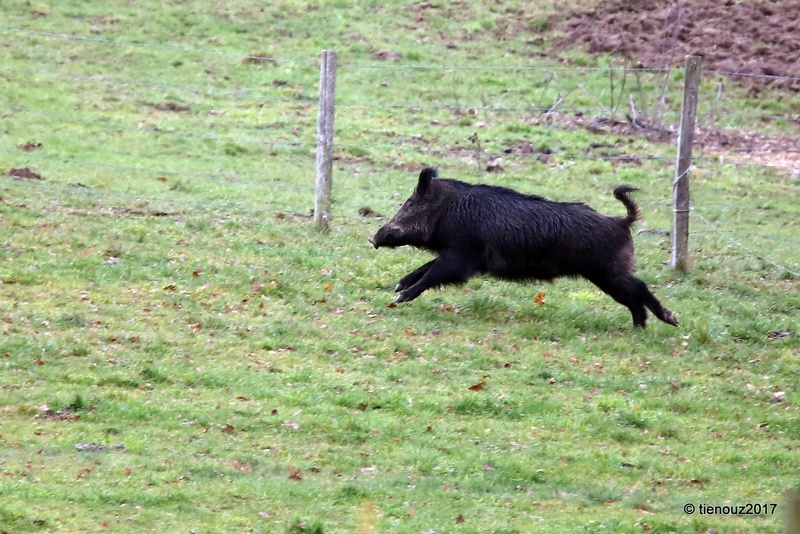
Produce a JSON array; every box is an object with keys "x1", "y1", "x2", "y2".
[
  {"x1": 6, "y1": 104, "x2": 798, "y2": 172},
  {"x1": 4, "y1": 25, "x2": 799, "y2": 271},
  {"x1": 5, "y1": 65, "x2": 797, "y2": 126},
  {"x1": 6, "y1": 26, "x2": 800, "y2": 84},
  {"x1": 704, "y1": 69, "x2": 800, "y2": 83},
  {"x1": 0, "y1": 147, "x2": 316, "y2": 193},
  {"x1": 0, "y1": 27, "x2": 319, "y2": 66},
  {"x1": 4, "y1": 105, "x2": 317, "y2": 149},
  {"x1": 1, "y1": 171, "x2": 317, "y2": 220},
  {"x1": 0, "y1": 66, "x2": 317, "y2": 104},
  {"x1": 6, "y1": 61, "x2": 800, "y2": 126},
  {"x1": 694, "y1": 209, "x2": 800, "y2": 278}
]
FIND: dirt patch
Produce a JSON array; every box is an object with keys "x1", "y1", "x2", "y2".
[
  {"x1": 559, "y1": 0, "x2": 800, "y2": 91},
  {"x1": 695, "y1": 128, "x2": 800, "y2": 173},
  {"x1": 553, "y1": 1, "x2": 800, "y2": 172}
]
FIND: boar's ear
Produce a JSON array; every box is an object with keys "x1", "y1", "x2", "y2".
[{"x1": 415, "y1": 167, "x2": 437, "y2": 197}]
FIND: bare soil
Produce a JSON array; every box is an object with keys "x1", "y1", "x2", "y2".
[
  {"x1": 557, "y1": 0, "x2": 800, "y2": 170},
  {"x1": 560, "y1": 0, "x2": 800, "y2": 92}
]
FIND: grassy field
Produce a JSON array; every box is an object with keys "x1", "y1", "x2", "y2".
[{"x1": 2, "y1": 1, "x2": 799, "y2": 532}]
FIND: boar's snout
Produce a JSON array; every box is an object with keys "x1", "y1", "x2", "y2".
[{"x1": 369, "y1": 224, "x2": 400, "y2": 249}]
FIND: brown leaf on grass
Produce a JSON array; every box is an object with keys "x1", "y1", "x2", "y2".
[
  {"x1": 535, "y1": 291, "x2": 546, "y2": 305},
  {"x1": 374, "y1": 49, "x2": 401, "y2": 61},
  {"x1": 149, "y1": 101, "x2": 191, "y2": 112},
  {"x1": 17, "y1": 141, "x2": 42, "y2": 151},
  {"x1": 324, "y1": 283, "x2": 333, "y2": 291},
  {"x1": 469, "y1": 380, "x2": 487, "y2": 391},
  {"x1": 288, "y1": 468, "x2": 303, "y2": 481},
  {"x1": 358, "y1": 206, "x2": 382, "y2": 217},
  {"x1": 229, "y1": 460, "x2": 252, "y2": 473},
  {"x1": 220, "y1": 423, "x2": 235, "y2": 433},
  {"x1": 387, "y1": 301, "x2": 398, "y2": 308},
  {"x1": 7, "y1": 167, "x2": 43, "y2": 180},
  {"x1": 192, "y1": 269, "x2": 202, "y2": 278},
  {"x1": 456, "y1": 514, "x2": 466, "y2": 524}
]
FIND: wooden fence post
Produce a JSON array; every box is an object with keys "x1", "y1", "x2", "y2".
[
  {"x1": 315, "y1": 50, "x2": 337, "y2": 232},
  {"x1": 671, "y1": 55, "x2": 702, "y2": 271}
]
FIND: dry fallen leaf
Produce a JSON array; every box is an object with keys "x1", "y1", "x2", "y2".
[
  {"x1": 374, "y1": 49, "x2": 401, "y2": 61},
  {"x1": 17, "y1": 141, "x2": 42, "y2": 151},
  {"x1": 469, "y1": 381, "x2": 487, "y2": 391},
  {"x1": 7, "y1": 167, "x2": 43, "y2": 180}
]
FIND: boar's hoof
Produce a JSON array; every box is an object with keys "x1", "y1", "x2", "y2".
[
  {"x1": 394, "y1": 282, "x2": 405, "y2": 292},
  {"x1": 664, "y1": 311, "x2": 679, "y2": 326},
  {"x1": 395, "y1": 291, "x2": 415, "y2": 303}
]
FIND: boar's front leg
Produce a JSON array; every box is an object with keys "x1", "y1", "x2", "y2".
[
  {"x1": 395, "y1": 260, "x2": 436, "y2": 292},
  {"x1": 395, "y1": 253, "x2": 479, "y2": 303}
]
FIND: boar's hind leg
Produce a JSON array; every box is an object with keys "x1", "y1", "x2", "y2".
[
  {"x1": 395, "y1": 254, "x2": 479, "y2": 303},
  {"x1": 395, "y1": 260, "x2": 436, "y2": 292},
  {"x1": 638, "y1": 281, "x2": 679, "y2": 326},
  {"x1": 589, "y1": 274, "x2": 678, "y2": 328},
  {"x1": 587, "y1": 274, "x2": 651, "y2": 328}
]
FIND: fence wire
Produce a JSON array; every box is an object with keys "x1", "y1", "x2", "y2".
[{"x1": 2, "y1": 26, "x2": 798, "y2": 275}]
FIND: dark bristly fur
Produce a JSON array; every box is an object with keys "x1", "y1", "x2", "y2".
[{"x1": 369, "y1": 167, "x2": 678, "y2": 328}]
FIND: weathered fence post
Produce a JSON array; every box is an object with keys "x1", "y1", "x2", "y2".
[
  {"x1": 671, "y1": 55, "x2": 702, "y2": 271},
  {"x1": 314, "y1": 50, "x2": 337, "y2": 232}
]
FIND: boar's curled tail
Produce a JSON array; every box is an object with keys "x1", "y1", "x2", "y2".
[{"x1": 613, "y1": 185, "x2": 641, "y2": 227}]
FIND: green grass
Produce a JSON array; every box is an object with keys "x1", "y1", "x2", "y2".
[{"x1": 1, "y1": 1, "x2": 799, "y2": 532}]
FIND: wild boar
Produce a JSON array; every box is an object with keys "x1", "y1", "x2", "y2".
[{"x1": 369, "y1": 167, "x2": 678, "y2": 328}]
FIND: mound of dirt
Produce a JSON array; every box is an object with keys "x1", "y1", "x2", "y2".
[{"x1": 560, "y1": 0, "x2": 800, "y2": 91}]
